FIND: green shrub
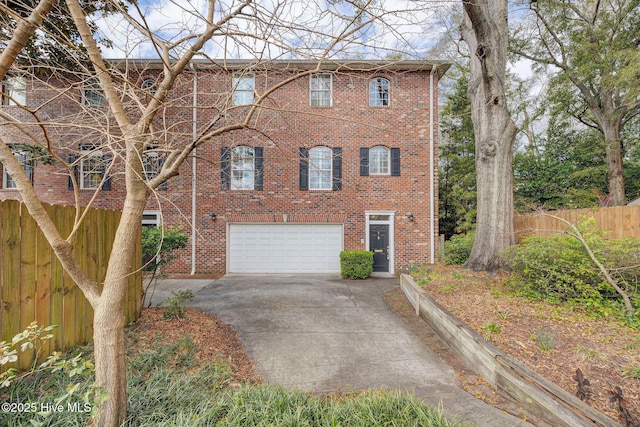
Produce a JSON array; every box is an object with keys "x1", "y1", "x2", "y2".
[
  {"x1": 142, "y1": 225, "x2": 189, "y2": 307},
  {"x1": 442, "y1": 232, "x2": 475, "y2": 265},
  {"x1": 142, "y1": 225, "x2": 189, "y2": 270},
  {"x1": 160, "y1": 290, "x2": 194, "y2": 320},
  {"x1": 340, "y1": 250, "x2": 374, "y2": 279},
  {"x1": 501, "y1": 229, "x2": 640, "y2": 321}
]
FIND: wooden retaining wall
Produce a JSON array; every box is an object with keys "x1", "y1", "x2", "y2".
[{"x1": 400, "y1": 274, "x2": 621, "y2": 427}]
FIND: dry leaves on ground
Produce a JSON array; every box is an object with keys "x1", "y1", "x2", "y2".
[
  {"x1": 129, "y1": 308, "x2": 261, "y2": 385},
  {"x1": 418, "y1": 265, "x2": 640, "y2": 426}
]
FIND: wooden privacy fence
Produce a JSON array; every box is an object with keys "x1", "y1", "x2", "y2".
[
  {"x1": 0, "y1": 200, "x2": 142, "y2": 370},
  {"x1": 514, "y1": 205, "x2": 640, "y2": 242}
]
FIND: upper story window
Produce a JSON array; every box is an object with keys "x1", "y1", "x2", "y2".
[
  {"x1": 141, "y1": 78, "x2": 158, "y2": 95},
  {"x1": 142, "y1": 147, "x2": 168, "y2": 190},
  {"x1": 299, "y1": 146, "x2": 342, "y2": 191},
  {"x1": 83, "y1": 78, "x2": 104, "y2": 106},
  {"x1": 310, "y1": 74, "x2": 332, "y2": 107},
  {"x1": 309, "y1": 146, "x2": 332, "y2": 190},
  {"x1": 143, "y1": 149, "x2": 162, "y2": 181},
  {"x1": 360, "y1": 146, "x2": 400, "y2": 177},
  {"x1": 369, "y1": 146, "x2": 390, "y2": 174},
  {"x1": 221, "y1": 145, "x2": 263, "y2": 191},
  {"x1": 369, "y1": 77, "x2": 389, "y2": 106},
  {"x1": 80, "y1": 145, "x2": 109, "y2": 190},
  {"x1": 2, "y1": 149, "x2": 33, "y2": 189},
  {"x1": 2, "y1": 75, "x2": 26, "y2": 106},
  {"x1": 231, "y1": 146, "x2": 255, "y2": 190},
  {"x1": 233, "y1": 73, "x2": 255, "y2": 106}
]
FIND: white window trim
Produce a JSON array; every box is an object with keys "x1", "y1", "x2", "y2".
[
  {"x1": 143, "y1": 149, "x2": 162, "y2": 181},
  {"x1": 365, "y1": 211, "x2": 395, "y2": 274},
  {"x1": 231, "y1": 146, "x2": 255, "y2": 190},
  {"x1": 2, "y1": 150, "x2": 33, "y2": 189},
  {"x1": 3, "y1": 75, "x2": 26, "y2": 106},
  {"x1": 82, "y1": 79, "x2": 104, "y2": 106},
  {"x1": 310, "y1": 73, "x2": 332, "y2": 107},
  {"x1": 369, "y1": 146, "x2": 390, "y2": 175},
  {"x1": 233, "y1": 73, "x2": 255, "y2": 106},
  {"x1": 309, "y1": 146, "x2": 332, "y2": 190},
  {"x1": 141, "y1": 78, "x2": 157, "y2": 95},
  {"x1": 80, "y1": 146, "x2": 105, "y2": 190},
  {"x1": 369, "y1": 77, "x2": 390, "y2": 107}
]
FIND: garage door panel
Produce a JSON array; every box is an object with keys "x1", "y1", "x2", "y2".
[{"x1": 229, "y1": 224, "x2": 343, "y2": 273}]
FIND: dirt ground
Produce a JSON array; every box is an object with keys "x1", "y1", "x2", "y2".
[
  {"x1": 411, "y1": 265, "x2": 640, "y2": 426},
  {"x1": 130, "y1": 308, "x2": 261, "y2": 385},
  {"x1": 133, "y1": 267, "x2": 639, "y2": 426}
]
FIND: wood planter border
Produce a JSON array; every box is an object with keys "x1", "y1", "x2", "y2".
[{"x1": 399, "y1": 274, "x2": 620, "y2": 427}]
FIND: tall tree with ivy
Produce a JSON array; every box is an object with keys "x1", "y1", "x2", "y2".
[
  {"x1": 461, "y1": 0, "x2": 517, "y2": 271},
  {"x1": 439, "y1": 74, "x2": 476, "y2": 239},
  {"x1": 511, "y1": 0, "x2": 640, "y2": 205}
]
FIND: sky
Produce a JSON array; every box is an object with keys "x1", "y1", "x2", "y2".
[{"x1": 94, "y1": 0, "x2": 446, "y2": 61}]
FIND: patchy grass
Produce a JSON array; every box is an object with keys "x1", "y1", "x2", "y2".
[{"x1": 0, "y1": 308, "x2": 466, "y2": 427}]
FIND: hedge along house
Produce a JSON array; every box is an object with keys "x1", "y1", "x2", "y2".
[{"x1": 0, "y1": 59, "x2": 450, "y2": 275}]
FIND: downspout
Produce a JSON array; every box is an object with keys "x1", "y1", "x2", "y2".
[
  {"x1": 429, "y1": 65, "x2": 437, "y2": 264},
  {"x1": 190, "y1": 62, "x2": 198, "y2": 275}
]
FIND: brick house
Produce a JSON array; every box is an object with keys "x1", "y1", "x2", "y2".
[{"x1": 0, "y1": 59, "x2": 449, "y2": 275}]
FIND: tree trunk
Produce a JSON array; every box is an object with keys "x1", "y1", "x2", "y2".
[
  {"x1": 92, "y1": 302, "x2": 127, "y2": 427},
  {"x1": 461, "y1": 0, "x2": 517, "y2": 271},
  {"x1": 602, "y1": 124, "x2": 626, "y2": 205},
  {"x1": 91, "y1": 183, "x2": 147, "y2": 426}
]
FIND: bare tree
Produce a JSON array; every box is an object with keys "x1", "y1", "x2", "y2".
[
  {"x1": 460, "y1": 0, "x2": 517, "y2": 271},
  {"x1": 0, "y1": 1, "x2": 442, "y2": 425}
]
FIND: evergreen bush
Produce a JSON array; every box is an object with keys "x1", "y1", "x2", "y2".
[
  {"x1": 340, "y1": 250, "x2": 374, "y2": 279},
  {"x1": 442, "y1": 232, "x2": 475, "y2": 265},
  {"x1": 502, "y1": 227, "x2": 640, "y2": 322}
]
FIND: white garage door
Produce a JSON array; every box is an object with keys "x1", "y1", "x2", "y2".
[{"x1": 228, "y1": 224, "x2": 343, "y2": 273}]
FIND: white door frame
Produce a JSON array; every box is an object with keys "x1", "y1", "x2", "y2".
[{"x1": 365, "y1": 211, "x2": 395, "y2": 273}]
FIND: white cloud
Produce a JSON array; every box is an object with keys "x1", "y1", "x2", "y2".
[{"x1": 92, "y1": 0, "x2": 447, "y2": 61}]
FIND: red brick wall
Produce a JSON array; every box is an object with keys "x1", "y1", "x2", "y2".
[{"x1": 0, "y1": 65, "x2": 440, "y2": 274}]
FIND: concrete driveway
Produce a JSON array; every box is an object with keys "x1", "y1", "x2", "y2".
[{"x1": 191, "y1": 274, "x2": 531, "y2": 427}]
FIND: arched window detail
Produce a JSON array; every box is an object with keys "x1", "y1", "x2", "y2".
[
  {"x1": 309, "y1": 146, "x2": 332, "y2": 190},
  {"x1": 369, "y1": 146, "x2": 390, "y2": 175}
]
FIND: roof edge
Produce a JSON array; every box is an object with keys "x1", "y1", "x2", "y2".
[{"x1": 107, "y1": 58, "x2": 452, "y2": 79}]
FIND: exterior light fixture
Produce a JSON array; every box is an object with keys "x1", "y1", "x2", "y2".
[
  {"x1": 407, "y1": 213, "x2": 415, "y2": 221},
  {"x1": 209, "y1": 213, "x2": 217, "y2": 221}
]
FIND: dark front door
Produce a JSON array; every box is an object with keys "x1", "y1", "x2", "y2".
[{"x1": 369, "y1": 224, "x2": 389, "y2": 272}]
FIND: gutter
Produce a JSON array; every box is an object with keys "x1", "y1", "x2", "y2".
[
  {"x1": 190, "y1": 62, "x2": 198, "y2": 275},
  {"x1": 429, "y1": 65, "x2": 437, "y2": 264}
]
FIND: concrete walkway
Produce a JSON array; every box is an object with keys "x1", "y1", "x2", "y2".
[{"x1": 183, "y1": 274, "x2": 532, "y2": 427}]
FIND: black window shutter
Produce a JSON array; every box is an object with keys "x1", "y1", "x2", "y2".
[
  {"x1": 0, "y1": 162, "x2": 3, "y2": 189},
  {"x1": 101, "y1": 154, "x2": 112, "y2": 191},
  {"x1": 221, "y1": 147, "x2": 230, "y2": 190},
  {"x1": 359, "y1": 147, "x2": 369, "y2": 176},
  {"x1": 391, "y1": 148, "x2": 401, "y2": 176},
  {"x1": 254, "y1": 146, "x2": 263, "y2": 191},
  {"x1": 332, "y1": 147, "x2": 342, "y2": 191},
  {"x1": 299, "y1": 147, "x2": 308, "y2": 191},
  {"x1": 157, "y1": 157, "x2": 167, "y2": 191},
  {"x1": 68, "y1": 154, "x2": 78, "y2": 190}
]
